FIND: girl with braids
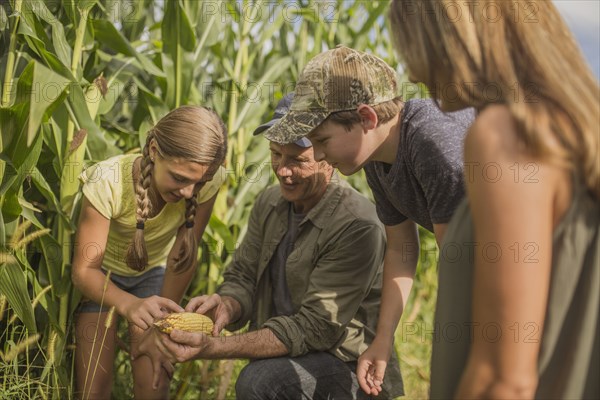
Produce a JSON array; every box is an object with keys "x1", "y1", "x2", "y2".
[
  {"x1": 72, "y1": 105, "x2": 227, "y2": 399},
  {"x1": 358, "y1": 1, "x2": 599, "y2": 398}
]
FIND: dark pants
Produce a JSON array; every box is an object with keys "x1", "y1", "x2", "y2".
[{"x1": 235, "y1": 352, "x2": 372, "y2": 400}]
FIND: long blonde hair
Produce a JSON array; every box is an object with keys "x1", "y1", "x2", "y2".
[
  {"x1": 126, "y1": 106, "x2": 227, "y2": 272},
  {"x1": 390, "y1": 0, "x2": 600, "y2": 198}
]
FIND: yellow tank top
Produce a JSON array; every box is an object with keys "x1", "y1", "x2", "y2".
[{"x1": 79, "y1": 153, "x2": 225, "y2": 276}]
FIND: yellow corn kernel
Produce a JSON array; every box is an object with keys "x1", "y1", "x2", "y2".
[{"x1": 153, "y1": 312, "x2": 214, "y2": 334}]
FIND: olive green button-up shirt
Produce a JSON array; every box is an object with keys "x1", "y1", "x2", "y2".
[{"x1": 218, "y1": 178, "x2": 403, "y2": 397}]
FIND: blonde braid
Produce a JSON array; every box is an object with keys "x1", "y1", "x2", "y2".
[
  {"x1": 131, "y1": 106, "x2": 227, "y2": 273},
  {"x1": 126, "y1": 136, "x2": 154, "y2": 271},
  {"x1": 172, "y1": 196, "x2": 199, "y2": 273}
]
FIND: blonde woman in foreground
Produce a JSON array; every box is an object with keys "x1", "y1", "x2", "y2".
[{"x1": 358, "y1": 0, "x2": 599, "y2": 398}]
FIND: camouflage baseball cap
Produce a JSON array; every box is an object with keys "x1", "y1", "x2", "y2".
[{"x1": 264, "y1": 45, "x2": 398, "y2": 144}]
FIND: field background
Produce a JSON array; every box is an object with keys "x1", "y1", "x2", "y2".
[{"x1": 0, "y1": 1, "x2": 436, "y2": 398}]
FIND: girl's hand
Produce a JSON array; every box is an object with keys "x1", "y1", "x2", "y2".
[
  {"x1": 122, "y1": 295, "x2": 184, "y2": 330},
  {"x1": 131, "y1": 326, "x2": 176, "y2": 390},
  {"x1": 185, "y1": 294, "x2": 238, "y2": 336},
  {"x1": 357, "y1": 338, "x2": 392, "y2": 396}
]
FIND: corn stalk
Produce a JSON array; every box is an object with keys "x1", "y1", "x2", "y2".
[
  {"x1": 0, "y1": 0, "x2": 23, "y2": 247},
  {"x1": 57, "y1": 0, "x2": 95, "y2": 338},
  {"x1": 0, "y1": 0, "x2": 21, "y2": 108}
]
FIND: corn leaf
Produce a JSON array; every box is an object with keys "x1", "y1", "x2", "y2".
[
  {"x1": 91, "y1": 19, "x2": 165, "y2": 77},
  {"x1": 25, "y1": 1, "x2": 73, "y2": 68},
  {"x1": 0, "y1": 154, "x2": 18, "y2": 197},
  {"x1": 27, "y1": 62, "x2": 71, "y2": 146},
  {"x1": 17, "y1": 16, "x2": 75, "y2": 81},
  {"x1": 0, "y1": 260, "x2": 37, "y2": 334},
  {"x1": 1, "y1": 192, "x2": 21, "y2": 224},
  {"x1": 36, "y1": 235, "x2": 63, "y2": 296},
  {"x1": 66, "y1": 84, "x2": 120, "y2": 159},
  {"x1": 208, "y1": 214, "x2": 235, "y2": 255}
]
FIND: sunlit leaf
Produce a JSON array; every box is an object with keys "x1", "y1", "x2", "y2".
[
  {"x1": 27, "y1": 62, "x2": 71, "y2": 146},
  {"x1": 91, "y1": 19, "x2": 165, "y2": 77},
  {"x1": 25, "y1": 1, "x2": 73, "y2": 68}
]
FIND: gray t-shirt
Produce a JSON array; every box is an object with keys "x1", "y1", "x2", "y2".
[
  {"x1": 364, "y1": 99, "x2": 475, "y2": 231},
  {"x1": 269, "y1": 205, "x2": 305, "y2": 316}
]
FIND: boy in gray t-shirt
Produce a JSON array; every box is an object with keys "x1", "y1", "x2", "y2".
[
  {"x1": 364, "y1": 98, "x2": 474, "y2": 232},
  {"x1": 264, "y1": 45, "x2": 474, "y2": 397}
]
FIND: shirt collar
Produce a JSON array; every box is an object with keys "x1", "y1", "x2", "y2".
[{"x1": 270, "y1": 173, "x2": 348, "y2": 229}]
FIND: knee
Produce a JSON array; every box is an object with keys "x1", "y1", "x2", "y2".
[
  {"x1": 133, "y1": 379, "x2": 169, "y2": 400},
  {"x1": 75, "y1": 367, "x2": 113, "y2": 399},
  {"x1": 235, "y1": 361, "x2": 280, "y2": 400},
  {"x1": 131, "y1": 356, "x2": 170, "y2": 399}
]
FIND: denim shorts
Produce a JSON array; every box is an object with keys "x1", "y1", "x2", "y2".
[{"x1": 76, "y1": 266, "x2": 166, "y2": 313}]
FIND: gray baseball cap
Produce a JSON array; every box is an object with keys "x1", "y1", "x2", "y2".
[{"x1": 253, "y1": 93, "x2": 312, "y2": 148}]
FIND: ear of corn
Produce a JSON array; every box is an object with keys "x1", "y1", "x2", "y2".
[{"x1": 154, "y1": 312, "x2": 214, "y2": 334}]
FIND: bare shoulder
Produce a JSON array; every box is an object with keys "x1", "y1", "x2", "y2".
[
  {"x1": 465, "y1": 105, "x2": 572, "y2": 226},
  {"x1": 465, "y1": 104, "x2": 521, "y2": 162}
]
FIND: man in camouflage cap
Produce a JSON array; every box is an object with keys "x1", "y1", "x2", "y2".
[
  {"x1": 265, "y1": 45, "x2": 474, "y2": 396},
  {"x1": 148, "y1": 93, "x2": 404, "y2": 399}
]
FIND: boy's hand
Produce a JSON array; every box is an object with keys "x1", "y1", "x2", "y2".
[
  {"x1": 123, "y1": 295, "x2": 184, "y2": 330},
  {"x1": 357, "y1": 339, "x2": 391, "y2": 397},
  {"x1": 185, "y1": 294, "x2": 238, "y2": 336}
]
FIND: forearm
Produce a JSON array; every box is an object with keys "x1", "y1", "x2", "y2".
[
  {"x1": 72, "y1": 267, "x2": 137, "y2": 315},
  {"x1": 457, "y1": 270, "x2": 545, "y2": 400},
  {"x1": 376, "y1": 280, "x2": 413, "y2": 342},
  {"x1": 375, "y1": 258, "x2": 416, "y2": 343},
  {"x1": 375, "y1": 221, "x2": 420, "y2": 342},
  {"x1": 201, "y1": 328, "x2": 289, "y2": 360}
]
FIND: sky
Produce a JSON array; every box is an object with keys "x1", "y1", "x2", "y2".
[{"x1": 554, "y1": 0, "x2": 600, "y2": 77}]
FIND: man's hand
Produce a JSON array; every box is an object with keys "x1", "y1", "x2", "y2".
[
  {"x1": 185, "y1": 294, "x2": 239, "y2": 336},
  {"x1": 160, "y1": 329, "x2": 212, "y2": 363}
]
